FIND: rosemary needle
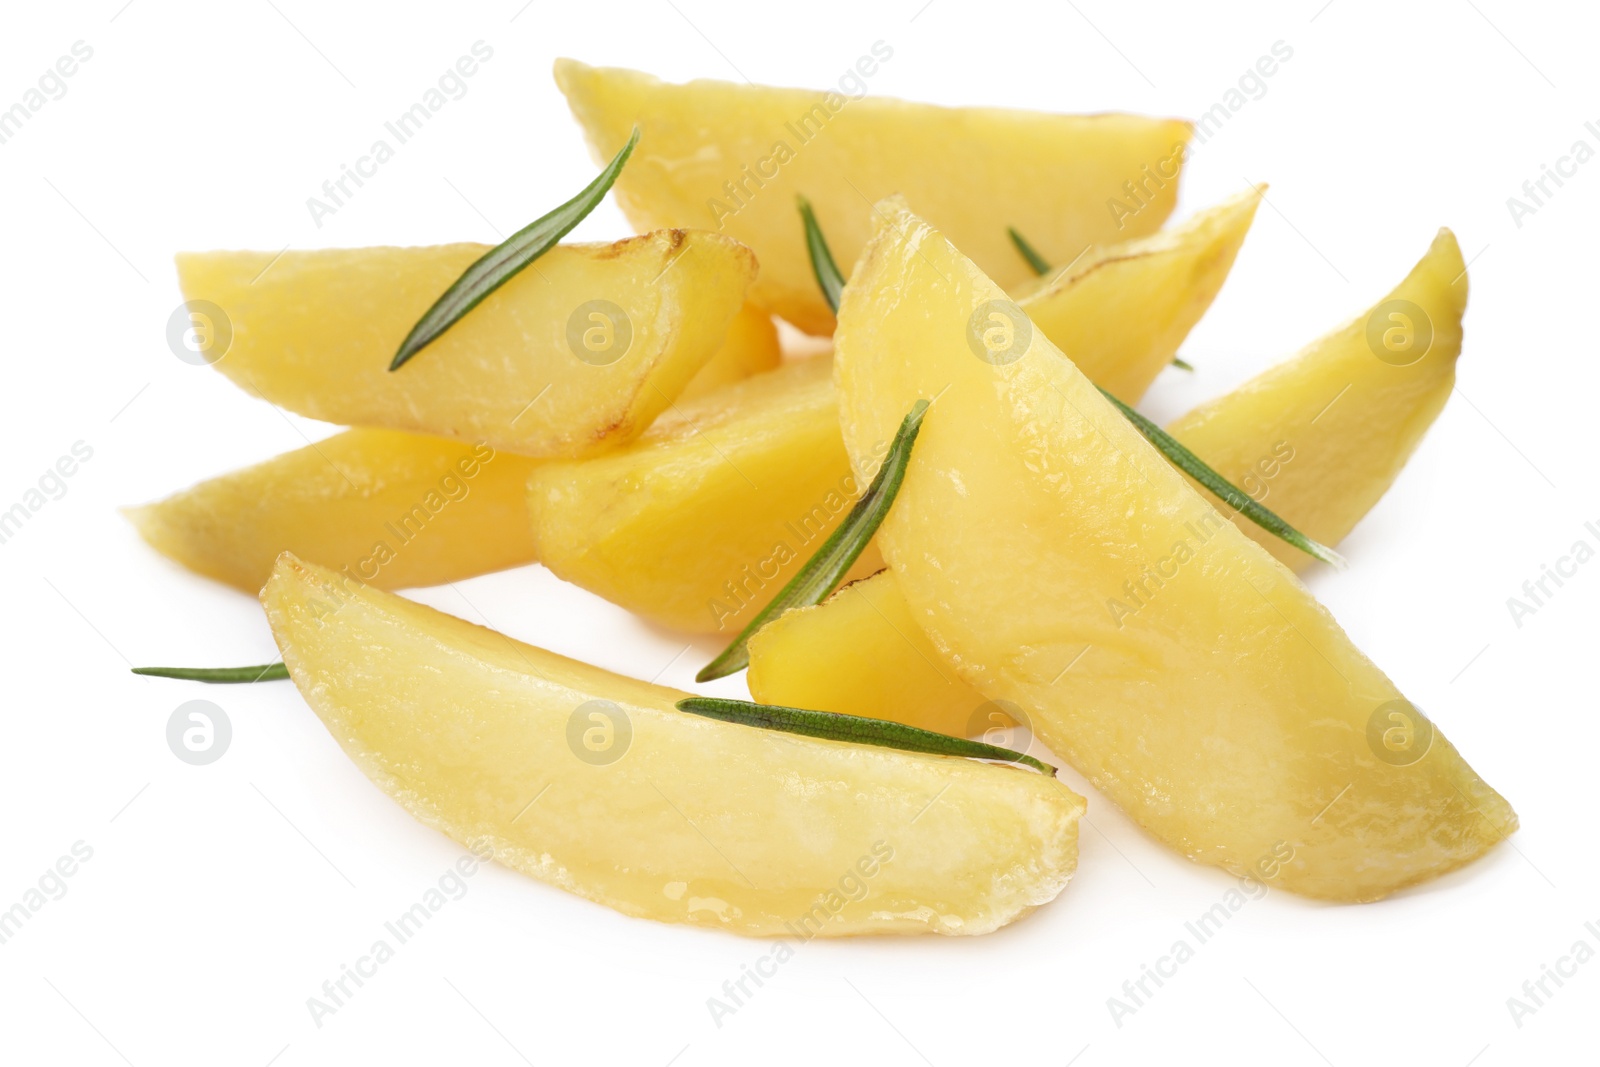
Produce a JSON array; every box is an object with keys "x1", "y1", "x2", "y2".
[
  {"x1": 390, "y1": 126, "x2": 640, "y2": 370},
  {"x1": 677, "y1": 696, "x2": 1055, "y2": 775},
  {"x1": 697, "y1": 398, "x2": 929, "y2": 682},
  {"x1": 1007, "y1": 226, "x2": 1052, "y2": 276},
  {"x1": 132, "y1": 662, "x2": 288, "y2": 683}
]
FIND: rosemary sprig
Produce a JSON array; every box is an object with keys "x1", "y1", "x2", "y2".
[
  {"x1": 132, "y1": 662, "x2": 288, "y2": 683},
  {"x1": 390, "y1": 126, "x2": 641, "y2": 371},
  {"x1": 798, "y1": 196, "x2": 845, "y2": 314},
  {"x1": 1007, "y1": 225, "x2": 1193, "y2": 371},
  {"x1": 1007, "y1": 226, "x2": 1052, "y2": 276},
  {"x1": 677, "y1": 697, "x2": 1055, "y2": 775},
  {"x1": 696, "y1": 399, "x2": 929, "y2": 682},
  {"x1": 802, "y1": 211, "x2": 1328, "y2": 563},
  {"x1": 1096, "y1": 388, "x2": 1344, "y2": 566}
]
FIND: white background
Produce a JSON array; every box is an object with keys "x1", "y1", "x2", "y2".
[{"x1": 1, "y1": 1, "x2": 1594, "y2": 1063}]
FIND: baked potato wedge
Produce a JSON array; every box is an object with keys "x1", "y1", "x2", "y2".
[
  {"x1": 263, "y1": 554, "x2": 1085, "y2": 936},
  {"x1": 180, "y1": 230, "x2": 755, "y2": 457},
  {"x1": 527, "y1": 356, "x2": 883, "y2": 634},
  {"x1": 125, "y1": 429, "x2": 540, "y2": 593},
  {"x1": 556, "y1": 58, "x2": 1191, "y2": 334},
  {"x1": 1168, "y1": 228, "x2": 1467, "y2": 568}
]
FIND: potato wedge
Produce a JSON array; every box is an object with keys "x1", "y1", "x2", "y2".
[
  {"x1": 263, "y1": 554, "x2": 1084, "y2": 936},
  {"x1": 1034, "y1": 189, "x2": 1258, "y2": 401},
  {"x1": 749, "y1": 570, "x2": 975, "y2": 736},
  {"x1": 125, "y1": 429, "x2": 540, "y2": 593},
  {"x1": 1167, "y1": 228, "x2": 1466, "y2": 568},
  {"x1": 526, "y1": 197, "x2": 1251, "y2": 633},
  {"x1": 830, "y1": 200, "x2": 1513, "y2": 901},
  {"x1": 528, "y1": 356, "x2": 884, "y2": 634},
  {"x1": 678, "y1": 302, "x2": 782, "y2": 402},
  {"x1": 750, "y1": 231, "x2": 1467, "y2": 720},
  {"x1": 180, "y1": 230, "x2": 755, "y2": 457},
  {"x1": 556, "y1": 59, "x2": 1191, "y2": 334}
]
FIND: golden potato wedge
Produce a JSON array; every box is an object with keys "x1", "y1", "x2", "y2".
[
  {"x1": 749, "y1": 569, "x2": 975, "y2": 736},
  {"x1": 263, "y1": 554, "x2": 1085, "y2": 936},
  {"x1": 180, "y1": 230, "x2": 755, "y2": 457},
  {"x1": 556, "y1": 58, "x2": 1191, "y2": 334},
  {"x1": 830, "y1": 199, "x2": 1513, "y2": 901},
  {"x1": 528, "y1": 356, "x2": 884, "y2": 634},
  {"x1": 125, "y1": 429, "x2": 540, "y2": 593},
  {"x1": 1168, "y1": 228, "x2": 1467, "y2": 568},
  {"x1": 1032, "y1": 189, "x2": 1258, "y2": 401}
]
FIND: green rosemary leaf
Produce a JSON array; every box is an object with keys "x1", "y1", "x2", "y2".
[
  {"x1": 697, "y1": 399, "x2": 929, "y2": 682},
  {"x1": 677, "y1": 696, "x2": 1055, "y2": 775},
  {"x1": 132, "y1": 662, "x2": 289, "y2": 683},
  {"x1": 1008, "y1": 226, "x2": 1052, "y2": 276},
  {"x1": 1170, "y1": 356, "x2": 1195, "y2": 372},
  {"x1": 390, "y1": 126, "x2": 641, "y2": 371},
  {"x1": 1096, "y1": 386, "x2": 1345, "y2": 566},
  {"x1": 798, "y1": 196, "x2": 845, "y2": 313}
]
